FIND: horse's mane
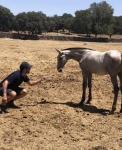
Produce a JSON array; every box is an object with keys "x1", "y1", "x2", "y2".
[
  {"x1": 62, "y1": 47, "x2": 95, "y2": 51},
  {"x1": 59, "y1": 47, "x2": 95, "y2": 56}
]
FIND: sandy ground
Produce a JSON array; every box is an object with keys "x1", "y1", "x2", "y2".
[{"x1": 0, "y1": 39, "x2": 122, "y2": 150}]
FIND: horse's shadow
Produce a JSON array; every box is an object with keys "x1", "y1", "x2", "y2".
[{"x1": 38, "y1": 99, "x2": 110, "y2": 115}]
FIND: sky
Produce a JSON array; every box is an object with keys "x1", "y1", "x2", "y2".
[{"x1": 0, "y1": 0, "x2": 121, "y2": 17}]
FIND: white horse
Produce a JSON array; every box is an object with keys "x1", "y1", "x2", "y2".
[{"x1": 56, "y1": 47, "x2": 122, "y2": 114}]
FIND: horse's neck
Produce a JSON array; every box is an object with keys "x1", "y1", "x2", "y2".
[{"x1": 66, "y1": 51, "x2": 82, "y2": 62}]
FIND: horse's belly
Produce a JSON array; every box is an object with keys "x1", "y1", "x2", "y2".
[
  {"x1": 91, "y1": 69, "x2": 108, "y2": 75},
  {"x1": 80, "y1": 56, "x2": 108, "y2": 75},
  {"x1": 88, "y1": 64, "x2": 108, "y2": 75}
]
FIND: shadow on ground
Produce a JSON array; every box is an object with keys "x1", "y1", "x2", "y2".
[{"x1": 38, "y1": 99, "x2": 110, "y2": 115}]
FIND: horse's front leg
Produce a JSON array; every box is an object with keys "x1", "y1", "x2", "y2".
[
  {"x1": 79, "y1": 72, "x2": 88, "y2": 105},
  {"x1": 110, "y1": 75, "x2": 119, "y2": 114},
  {"x1": 86, "y1": 73, "x2": 92, "y2": 104}
]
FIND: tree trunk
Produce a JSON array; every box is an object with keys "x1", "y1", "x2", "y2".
[{"x1": 95, "y1": 34, "x2": 97, "y2": 38}]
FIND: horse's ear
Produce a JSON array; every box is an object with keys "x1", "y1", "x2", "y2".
[{"x1": 55, "y1": 48, "x2": 62, "y2": 54}]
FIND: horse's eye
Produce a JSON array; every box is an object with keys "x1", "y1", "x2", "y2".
[{"x1": 59, "y1": 57, "x2": 62, "y2": 60}]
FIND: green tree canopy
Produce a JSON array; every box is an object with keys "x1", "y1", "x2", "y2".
[
  {"x1": 0, "y1": 5, "x2": 14, "y2": 31},
  {"x1": 15, "y1": 12, "x2": 28, "y2": 33},
  {"x1": 14, "y1": 11, "x2": 47, "y2": 34},
  {"x1": 113, "y1": 16, "x2": 122, "y2": 34},
  {"x1": 73, "y1": 9, "x2": 92, "y2": 36},
  {"x1": 90, "y1": 1, "x2": 114, "y2": 37}
]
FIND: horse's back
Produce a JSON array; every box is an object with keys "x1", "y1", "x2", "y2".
[
  {"x1": 106, "y1": 50, "x2": 121, "y2": 58},
  {"x1": 105, "y1": 50, "x2": 122, "y2": 74},
  {"x1": 79, "y1": 50, "x2": 122, "y2": 75},
  {"x1": 105, "y1": 50, "x2": 122, "y2": 66}
]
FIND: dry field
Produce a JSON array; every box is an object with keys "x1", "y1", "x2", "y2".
[
  {"x1": 43, "y1": 32, "x2": 122, "y2": 39},
  {"x1": 0, "y1": 38, "x2": 122, "y2": 150}
]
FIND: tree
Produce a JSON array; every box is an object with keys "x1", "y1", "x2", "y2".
[
  {"x1": 72, "y1": 9, "x2": 92, "y2": 36},
  {"x1": 26, "y1": 11, "x2": 46, "y2": 34},
  {"x1": 47, "y1": 13, "x2": 73, "y2": 33},
  {"x1": 15, "y1": 12, "x2": 28, "y2": 34},
  {"x1": 36, "y1": 11, "x2": 47, "y2": 33},
  {"x1": 0, "y1": 5, "x2": 14, "y2": 31},
  {"x1": 53, "y1": 15, "x2": 61, "y2": 32},
  {"x1": 61, "y1": 13, "x2": 73, "y2": 32},
  {"x1": 46, "y1": 17, "x2": 55, "y2": 32},
  {"x1": 106, "y1": 24, "x2": 114, "y2": 38},
  {"x1": 14, "y1": 11, "x2": 47, "y2": 35},
  {"x1": 90, "y1": 1, "x2": 114, "y2": 38},
  {"x1": 113, "y1": 16, "x2": 122, "y2": 35}
]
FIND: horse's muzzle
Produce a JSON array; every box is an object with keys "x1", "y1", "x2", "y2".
[{"x1": 58, "y1": 68, "x2": 62, "y2": 72}]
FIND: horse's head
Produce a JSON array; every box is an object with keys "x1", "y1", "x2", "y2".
[{"x1": 56, "y1": 48, "x2": 68, "y2": 72}]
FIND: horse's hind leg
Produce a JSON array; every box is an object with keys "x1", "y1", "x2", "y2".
[
  {"x1": 110, "y1": 75, "x2": 119, "y2": 114},
  {"x1": 118, "y1": 72, "x2": 122, "y2": 113},
  {"x1": 79, "y1": 72, "x2": 88, "y2": 105},
  {"x1": 86, "y1": 73, "x2": 92, "y2": 104}
]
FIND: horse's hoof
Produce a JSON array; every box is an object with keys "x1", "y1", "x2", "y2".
[
  {"x1": 120, "y1": 109, "x2": 122, "y2": 113},
  {"x1": 86, "y1": 101, "x2": 91, "y2": 104},
  {"x1": 109, "y1": 107, "x2": 116, "y2": 115},
  {"x1": 109, "y1": 111, "x2": 114, "y2": 115},
  {"x1": 78, "y1": 102, "x2": 84, "y2": 106}
]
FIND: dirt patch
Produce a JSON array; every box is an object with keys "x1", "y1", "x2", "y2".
[{"x1": 0, "y1": 39, "x2": 122, "y2": 150}]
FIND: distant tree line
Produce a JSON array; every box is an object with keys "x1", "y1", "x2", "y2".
[{"x1": 0, "y1": 1, "x2": 122, "y2": 38}]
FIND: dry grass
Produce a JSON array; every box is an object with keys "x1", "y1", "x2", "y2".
[
  {"x1": 0, "y1": 39, "x2": 122, "y2": 150},
  {"x1": 42, "y1": 32, "x2": 122, "y2": 39}
]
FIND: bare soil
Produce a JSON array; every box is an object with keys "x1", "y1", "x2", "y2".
[
  {"x1": 0, "y1": 39, "x2": 122, "y2": 150},
  {"x1": 43, "y1": 32, "x2": 122, "y2": 39}
]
